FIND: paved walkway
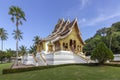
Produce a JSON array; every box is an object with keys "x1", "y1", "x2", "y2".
[{"x1": 11, "y1": 62, "x2": 34, "y2": 69}]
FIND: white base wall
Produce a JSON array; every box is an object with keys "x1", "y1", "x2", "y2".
[
  {"x1": 39, "y1": 51, "x2": 88, "y2": 65},
  {"x1": 22, "y1": 51, "x2": 88, "y2": 66}
]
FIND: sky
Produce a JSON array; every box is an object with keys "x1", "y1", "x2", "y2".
[{"x1": 0, "y1": 0, "x2": 120, "y2": 50}]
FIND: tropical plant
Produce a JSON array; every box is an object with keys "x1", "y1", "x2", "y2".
[
  {"x1": 95, "y1": 27, "x2": 107, "y2": 37},
  {"x1": 19, "y1": 45, "x2": 27, "y2": 56},
  {"x1": 0, "y1": 50, "x2": 5, "y2": 63},
  {"x1": 0, "y1": 28, "x2": 8, "y2": 51},
  {"x1": 107, "y1": 27, "x2": 116, "y2": 49},
  {"x1": 12, "y1": 29, "x2": 23, "y2": 41},
  {"x1": 83, "y1": 35, "x2": 102, "y2": 56},
  {"x1": 33, "y1": 36, "x2": 40, "y2": 45},
  {"x1": 84, "y1": 21, "x2": 120, "y2": 55},
  {"x1": 91, "y1": 42, "x2": 114, "y2": 64},
  {"x1": 9, "y1": 6, "x2": 26, "y2": 65},
  {"x1": 6, "y1": 49, "x2": 13, "y2": 62},
  {"x1": 29, "y1": 45, "x2": 36, "y2": 55}
]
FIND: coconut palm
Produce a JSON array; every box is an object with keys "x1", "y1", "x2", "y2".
[
  {"x1": 9, "y1": 6, "x2": 26, "y2": 65},
  {"x1": 29, "y1": 45, "x2": 36, "y2": 55},
  {"x1": 12, "y1": 29, "x2": 23, "y2": 41},
  {"x1": 12, "y1": 29, "x2": 23, "y2": 65},
  {"x1": 19, "y1": 45, "x2": 27, "y2": 56},
  {"x1": 33, "y1": 36, "x2": 40, "y2": 45},
  {"x1": 0, "y1": 28, "x2": 8, "y2": 51}
]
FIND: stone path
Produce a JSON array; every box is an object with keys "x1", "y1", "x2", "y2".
[{"x1": 11, "y1": 62, "x2": 34, "y2": 69}]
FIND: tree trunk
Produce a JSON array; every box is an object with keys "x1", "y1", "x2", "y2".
[
  {"x1": 0, "y1": 35, "x2": 1, "y2": 51},
  {"x1": 109, "y1": 36, "x2": 112, "y2": 49},
  {"x1": 16, "y1": 37, "x2": 19, "y2": 66},
  {"x1": 16, "y1": 20, "x2": 19, "y2": 66},
  {"x1": 1, "y1": 40, "x2": 3, "y2": 51}
]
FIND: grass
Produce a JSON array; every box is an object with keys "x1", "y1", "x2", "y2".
[
  {"x1": 0, "y1": 63, "x2": 12, "y2": 75},
  {"x1": 0, "y1": 63, "x2": 120, "y2": 80}
]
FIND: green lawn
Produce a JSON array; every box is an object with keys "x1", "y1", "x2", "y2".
[
  {"x1": 0, "y1": 63, "x2": 120, "y2": 80},
  {"x1": 0, "y1": 63, "x2": 12, "y2": 75}
]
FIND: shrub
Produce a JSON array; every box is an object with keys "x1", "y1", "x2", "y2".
[
  {"x1": 2, "y1": 63, "x2": 91, "y2": 74},
  {"x1": 91, "y1": 42, "x2": 114, "y2": 64}
]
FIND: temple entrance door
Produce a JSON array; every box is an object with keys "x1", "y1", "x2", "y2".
[{"x1": 69, "y1": 39, "x2": 76, "y2": 52}]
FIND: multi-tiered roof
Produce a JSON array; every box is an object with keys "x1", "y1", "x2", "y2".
[{"x1": 39, "y1": 18, "x2": 84, "y2": 44}]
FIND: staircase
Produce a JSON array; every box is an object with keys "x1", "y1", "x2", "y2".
[
  {"x1": 23, "y1": 51, "x2": 89, "y2": 66},
  {"x1": 39, "y1": 51, "x2": 88, "y2": 65},
  {"x1": 35, "y1": 53, "x2": 48, "y2": 66}
]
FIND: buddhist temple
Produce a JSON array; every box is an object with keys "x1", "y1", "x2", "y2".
[
  {"x1": 36, "y1": 18, "x2": 85, "y2": 54},
  {"x1": 22, "y1": 18, "x2": 88, "y2": 66}
]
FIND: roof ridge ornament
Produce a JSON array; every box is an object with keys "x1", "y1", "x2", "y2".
[
  {"x1": 67, "y1": 19, "x2": 70, "y2": 23},
  {"x1": 61, "y1": 18, "x2": 65, "y2": 22},
  {"x1": 75, "y1": 17, "x2": 77, "y2": 21}
]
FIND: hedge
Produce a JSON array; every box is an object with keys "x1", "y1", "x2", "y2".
[
  {"x1": 2, "y1": 63, "x2": 85, "y2": 74},
  {"x1": 2, "y1": 63, "x2": 120, "y2": 74}
]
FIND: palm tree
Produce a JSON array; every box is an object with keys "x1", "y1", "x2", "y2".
[
  {"x1": 33, "y1": 36, "x2": 40, "y2": 53},
  {"x1": 12, "y1": 29, "x2": 23, "y2": 41},
  {"x1": 19, "y1": 45, "x2": 27, "y2": 56},
  {"x1": 12, "y1": 29, "x2": 23, "y2": 65},
  {"x1": 9, "y1": 6, "x2": 26, "y2": 65},
  {"x1": 29, "y1": 45, "x2": 36, "y2": 55},
  {"x1": 0, "y1": 28, "x2": 8, "y2": 51},
  {"x1": 33, "y1": 36, "x2": 40, "y2": 45}
]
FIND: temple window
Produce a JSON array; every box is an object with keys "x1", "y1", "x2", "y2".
[
  {"x1": 69, "y1": 39, "x2": 77, "y2": 52},
  {"x1": 74, "y1": 40, "x2": 76, "y2": 49},
  {"x1": 65, "y1": 43, "x2": 68, "y2": 49},
  {"x1": 63, "y1": 42, "x2": 68, "y2": 50},
  {"x1": 70, "y1": 39, "x2": 72, "y2": 47}
]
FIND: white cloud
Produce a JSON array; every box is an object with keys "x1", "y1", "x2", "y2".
[
  {"x1": 64, "y1": 0, "x2": 90, "y2": 16},
  {"x1": 79, "y1": 18, "x2": 86, "y2": 23},
  {"x1": 79, "y1": 9, "x2": 120, "y2": 27},
  {"x1": 79, "y1": 0, "x2": 90, "y2": 9}
]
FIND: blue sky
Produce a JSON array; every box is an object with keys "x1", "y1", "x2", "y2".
[{"x1": 0, "y1": 0, "x2": 120, "y2": 50}]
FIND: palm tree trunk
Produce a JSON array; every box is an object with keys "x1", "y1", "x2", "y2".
[
  {"x1": 16, "y1": 37, "x2": 19, "y2": 66},
  {"x1": 1, "y1": 40, "x2": 3, "y2": 51},
  {"x1": 16, "y1": 20, "x2": 19, "y2": 66}
]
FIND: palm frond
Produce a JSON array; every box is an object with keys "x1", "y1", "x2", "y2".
[
  {"x1": 12, "y1": 29, "x2": 23, "y2": 41},
  {"x1": 0, "y1": 28, "x2": 8, "y2": 41},
  {"x1": 8, "y1": 6, "x2": 26, "y2": 26}
]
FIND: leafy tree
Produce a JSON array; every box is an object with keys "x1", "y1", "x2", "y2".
[
  {"x1": 0, "y1": 28, "x2": 8, "y2": 51},
  {"x1": 84, "y1": 21, "x2": 120, "y2": 55},
  {"x1": 112, "y1": 22, "x2": 120, "y2": 31},
  {"x1": 9, "y1": 6, "x2": 26, "y2": 65},
  {"x1": 107, "y1": 27, "x2": 116, "y2": 49},
  {"x1": 83, "y1": 35, "x2": 102, "y2": 56},
  {"x1": 95, "y1": 27, "x2": 107, "y2": 37},
  {"x1": 91, "y1": 42, "x2": 114, "y2": 64},
  {"x1": 6, "y1": 49, "x2": 13, "y2": 62},
  {"x1": 0, "y1": 51, "x2": 5, "y2": 63}
]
